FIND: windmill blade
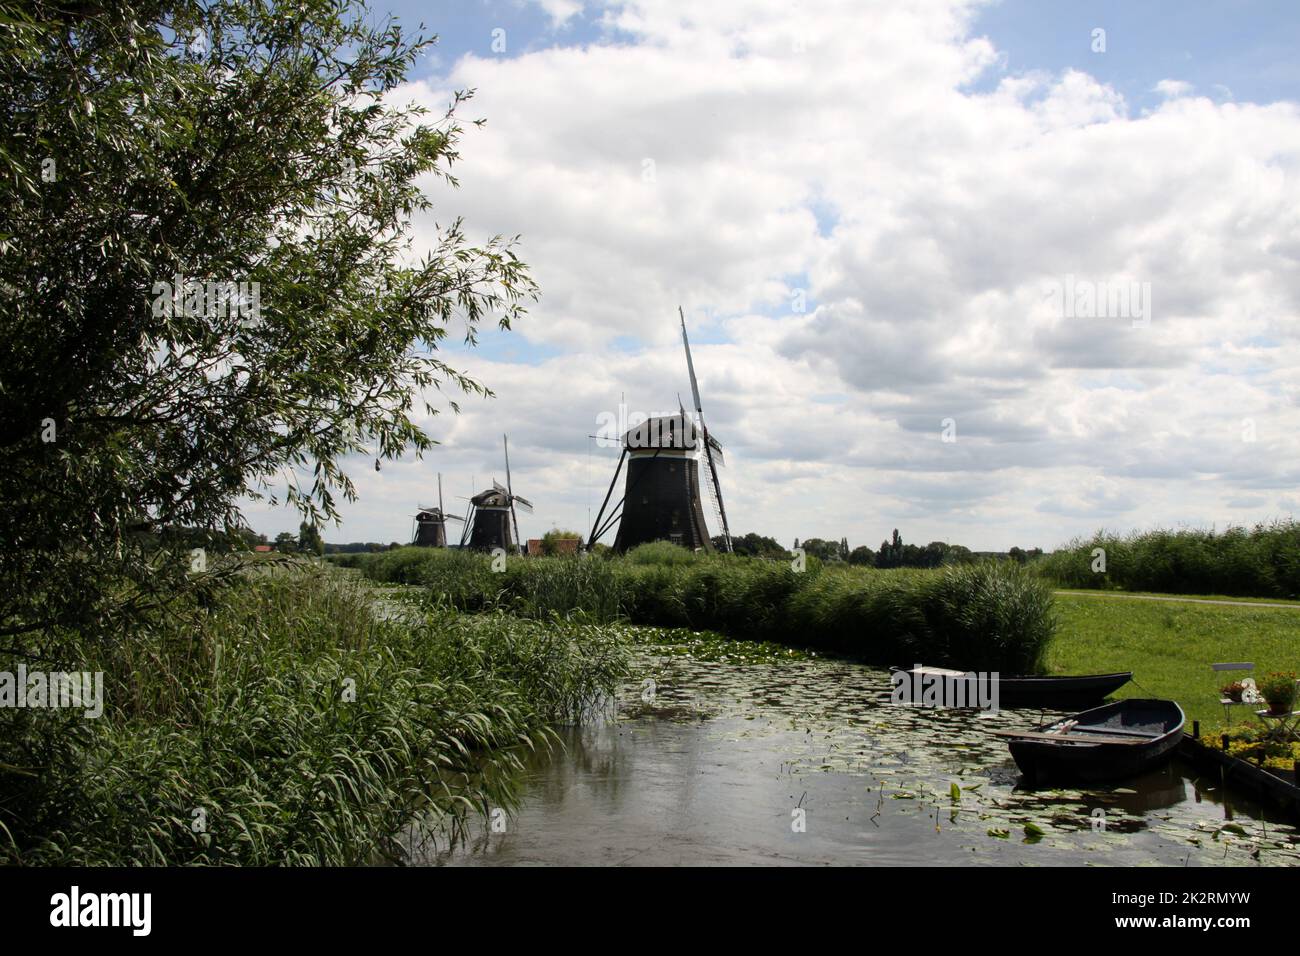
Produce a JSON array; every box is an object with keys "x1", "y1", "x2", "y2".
[
  {"x1": 459, "y1": 500, "x2": 473, "y2": 546},
  {"x1": 504, "y1": 434, "x2": 522, "y2": 553},
  {"x1": 706, "y1": 432, "x2": 725, "y2": 465},
  {"x1": 680, "y1": 307, "x2": 704, "y2": 416},
  {"x1": 679, "y1": 305, "x2": 732, "y2": 552},
  {"x1": 444, "y1": 513, "x2": 465, "y2": 523},
  {"x1": 512, "y1": 495, "x2": 534, "y2": 513},
  {"x1": 438, "y1": 472, "x2": 444, "y2": 516},
  {"x1": 492, "y1": 479, "x2": 508, "y2": 495}
]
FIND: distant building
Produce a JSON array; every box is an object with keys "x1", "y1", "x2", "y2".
[{"x1": 526, "y1": 537, "x2": 580, "y2": 556}]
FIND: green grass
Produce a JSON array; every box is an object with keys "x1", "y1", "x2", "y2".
[
  {"x1": 1054, "y1": 588, "x2": 1300, "y2": 607},
  {"x1": 1048, "y1": 593, "x2": 1300, "y2": 730}
]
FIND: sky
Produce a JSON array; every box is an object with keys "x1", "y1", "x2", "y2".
[{"x1": 244, "y1": 0, "x2": 1300, "y2": 552}]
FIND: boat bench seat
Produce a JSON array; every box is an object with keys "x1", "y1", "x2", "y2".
[{"x1": 1070, "y1": 724, "x2": 1163, "y2": 738}]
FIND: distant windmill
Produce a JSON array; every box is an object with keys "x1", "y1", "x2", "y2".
[
  {"x1": 461, "y1": 435, "x2": 534, "y2": 553},
  {"x1": 587, "y1": 307, "x2": 733, "y2": 553},
  {"x1": 411, "y1": 472, "x2": 463, "y2": 547}
]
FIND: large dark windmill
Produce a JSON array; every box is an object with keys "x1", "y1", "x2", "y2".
[
  {"x1": 411, "y1": 473, "x2": 463, "y2": 547},
  {"x1": 588, "y1": 308, "x2": 733, "y2": 553},
  {"x1": 460, "y1": 435, "x2": 533, "y2": 553}
]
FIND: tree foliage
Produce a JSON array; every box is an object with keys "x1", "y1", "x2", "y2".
[{"x1": 0, "y1": 1, "x2": 533, "y2": 647}]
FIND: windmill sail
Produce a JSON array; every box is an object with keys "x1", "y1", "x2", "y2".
[
  {"x1": 679, "y1": 307, "x2": 732, "y2": 552},
  {"x1": 503, "y1": 434, "x2": 522, "y2": 554}
]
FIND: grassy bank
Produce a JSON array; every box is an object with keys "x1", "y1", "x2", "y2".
[
  {"x1": 1037, "y1": 523, "x2": 1300, "y2": 599},
  {"x1": 0, "y1": 565, "x2": 628, "y2": 865},
  {"x1": 338, "y1": 545, "x2": 1058, "y2": 674},
  {"x1": 1048, "y1": 592, "x2": 1300, "y2": 730}
]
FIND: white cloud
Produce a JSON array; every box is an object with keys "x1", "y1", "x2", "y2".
[
  {"x1": 243, "y1": 0, "x2": 1300, "y2": 552},
  {"x1": 533, "y1": 0, "x2": 584, "y2": 27},
  {"x1": 1154, "y1": 78, "x2": 1194, "y2": 98}
]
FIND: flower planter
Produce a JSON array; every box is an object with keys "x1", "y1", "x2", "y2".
[{"x1": 1179, "y1": 733, "x2": 1300, "y2": 821}]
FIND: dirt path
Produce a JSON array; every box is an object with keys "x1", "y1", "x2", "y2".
[{"x1": 1054, "y1": 590, "x2": 1300, "y2": 610}]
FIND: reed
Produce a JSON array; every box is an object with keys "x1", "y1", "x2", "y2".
[
  {"x1": 0, "y1": 566, "x2": 628, "y2": 865},
  {"x1": 344, "y1": 546, "x2": 1057, "y2": 673}
]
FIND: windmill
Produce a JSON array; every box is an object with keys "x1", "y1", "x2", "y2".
[
  {"x1": 411, "y1": 473, "x2": 463, "y2": 547},
  {"x1": 461, "y1": 435, "x2": 533, "y2": 553},
  {"x1": 587, "y1": 307, "x2": 733, "y2": 553}
]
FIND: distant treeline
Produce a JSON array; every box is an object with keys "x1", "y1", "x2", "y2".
[
  {"x1": 325, "y1": 541, "x2": 403, "y2": 554},
  {"x1": 1036, "y1": 523, "x2": 1300, "y2": 599},
  {"x1": 723, "y1": 529, "x2": 1041, "y2": 569},
  {"x1": 318, "y1": 528, "x2": 1035, "y2": 565}
]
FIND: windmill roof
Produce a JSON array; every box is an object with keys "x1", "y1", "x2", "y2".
[
  {"x1": 471, "y1": 489, "x2": 511, "y2": 507},
  {"x1": 623, "y1": 413, "x2": 702, "y2": 450}
]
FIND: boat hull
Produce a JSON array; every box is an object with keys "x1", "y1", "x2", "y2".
[
  {"x1": 997, "y1": 672, "x2": 1132, "y2": 710},
  {"x1": 1008, "y1": 698, "x2": 1185, "y2": 788},
  {"x1": 890, "y1": 668, "x2": 1132, "y2": 710}
]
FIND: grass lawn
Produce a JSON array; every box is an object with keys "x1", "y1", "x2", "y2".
[
  {"x1": 1047, "y1": 593, "x2": 1300, "y2": 731},
  {"x1": 1053, "y1": 588, "x2": 1300, "y2": 607}
]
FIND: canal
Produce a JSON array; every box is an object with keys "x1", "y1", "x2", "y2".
[{"x1": 417, "y1": 626, "x2": 1300, "y2": 866}]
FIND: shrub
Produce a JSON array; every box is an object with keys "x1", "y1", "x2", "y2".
[
  {"x1": 624, "y1": 540, "x2": 700, "y2": 566},
  {"x1": 363, "y1": 549, "x2": 1058, "y2": 673},
  {"x1": 1037, "y1": 521, "x2": 1300, "y2": 598}
]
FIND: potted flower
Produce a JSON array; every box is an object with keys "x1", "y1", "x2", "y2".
[
  {"x1": 1257, "y1": 671, "x2": 1298, "y2": 716},
  {"x1": 1220, "y1": 680, "x2": 1247, "y2": 703}
]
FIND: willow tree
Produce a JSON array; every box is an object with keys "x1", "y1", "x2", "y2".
[{"x1": 0, "y1": 1, "x2": 534, "y2": 650}]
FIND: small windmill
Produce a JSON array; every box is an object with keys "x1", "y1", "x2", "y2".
[
  {"x1": 587, "y1": 307, "x2": 733, "y2": 553},
  {"x1": 461, "y1": 435, "x2": 534, "y2": 553},
  {"x1": 411, "y1": 472, "x2": 463, "y2": 547}
]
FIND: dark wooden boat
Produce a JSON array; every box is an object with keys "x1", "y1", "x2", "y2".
[
  {"x1": 997, "y1": 698, "x2": 1185, "y2": 787},
  {"x1": 890, "y1": 666, "x2": 1131, "y2": 709}
]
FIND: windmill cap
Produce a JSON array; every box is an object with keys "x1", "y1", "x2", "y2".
[
  {"x1": 623, "y1": 413, "x2": 701, "y2": 450},
  {"x1": 471, "y1": 489, "x2": 511, "y2": 507}
]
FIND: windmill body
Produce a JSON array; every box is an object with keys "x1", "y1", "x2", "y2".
[
  {"x1": 412, "y1": 508, "x2": 451, "y2": 547},
  {"x1": 411, "y1": 473, "x2": 462, "y2": 548},
  {"x1": 588, "y1": 309, "x2": 733, "y2": 554},
  {"x1": 465, "y1": 487, "x2": 515, "y2": 552},
  {"x1": 611, "y1": 413, "x2": 714, "y2": 553},
  {"x1": 463, "y1": 437, "x2": 533, "y2": 553}
]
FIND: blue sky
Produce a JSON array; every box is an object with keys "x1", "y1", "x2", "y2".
[
  {"x1": 245, "y1": 1, "x2": 1300, "y2": 549},
  {"x1": 389, "y1": 0, "x2": 1300, "y2": 110}
]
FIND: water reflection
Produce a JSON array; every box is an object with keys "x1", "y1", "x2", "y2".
[{"x1": 419, "y1": 629, "x2": 1300, "y2": 866}]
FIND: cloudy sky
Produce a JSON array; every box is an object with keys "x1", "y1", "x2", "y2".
[{"x1": 247, "y1": 0, "x2": 1300, "y2": 552}]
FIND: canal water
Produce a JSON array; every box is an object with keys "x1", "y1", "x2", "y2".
[{"x1": 416, "y1": 627, "x2": 1300, "y2": 866}]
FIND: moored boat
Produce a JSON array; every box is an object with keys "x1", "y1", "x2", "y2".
[
  {"x1": 997, "y1": 698, "x2": 1185, "y2": 787},
  {"x1": 890, "y1": 666, "x2": 1131, "y2": 710}
]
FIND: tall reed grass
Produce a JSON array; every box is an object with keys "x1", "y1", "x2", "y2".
[
  {"x1": 1036, "y1": 522, "x2": 1300, "y2": 598},
  {"x1": 0, "y1": 566, "x2": 628, "y2": 865},
  {"x1": 342, "y1": 546, "x2": 1056, "y2": 673}
]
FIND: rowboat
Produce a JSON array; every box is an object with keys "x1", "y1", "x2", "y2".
[
  {"x1": 889, "y1": 666, "x2": 1131, "y2": 710},
  {"x1": 996, "y1": 698, "x2": 1186, "y2": 787}
]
